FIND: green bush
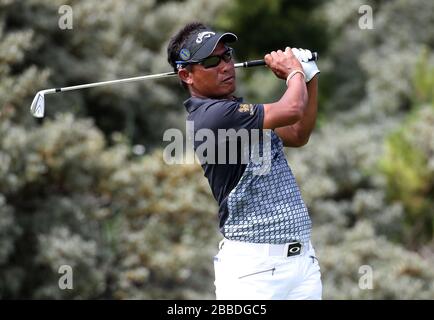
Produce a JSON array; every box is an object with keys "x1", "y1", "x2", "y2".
[{"x1": 0, "y1": 114, "x2": 219, "y2": 299}]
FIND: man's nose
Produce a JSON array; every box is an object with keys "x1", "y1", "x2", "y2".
[{"x1": 220, "y1": 59, "x2": 233, "y2": 72}]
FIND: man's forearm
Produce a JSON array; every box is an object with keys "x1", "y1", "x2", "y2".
[
  {"x1": 294, "y1": 75, "x2": 318, "y2": 143},
  {"x1": 274, "y1": 75, "x2": 318, "y2": 147}
]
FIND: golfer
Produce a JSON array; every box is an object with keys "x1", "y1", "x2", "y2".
[{"x1": 167, "y1": 22, "x2": 321, "y2": 300}]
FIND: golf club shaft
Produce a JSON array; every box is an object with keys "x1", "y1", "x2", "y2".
[
  {"x1": 47, "y1": 54, "x2": 317, "y2": 94},
  {"x1": 30, "y1": 53, "x2": 318, "y2": 118},
  {"x1": 51, "y1": 71, "x2": 176, "y2": 94},
  {"x1": 53, "y1": 63, "x2": 248, "y2": 94}
]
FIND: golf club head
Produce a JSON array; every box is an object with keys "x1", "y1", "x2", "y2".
[{"x1": 30, "y1": 91, "x2": 45, "y2": 118}]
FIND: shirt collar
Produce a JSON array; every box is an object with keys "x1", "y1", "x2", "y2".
[{"x1": 184, "y1": 96, "x2": 243, "y2": 113}]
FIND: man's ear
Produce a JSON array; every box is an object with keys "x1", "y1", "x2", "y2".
[{"x1": 178, "y1": 68, "x2": 193, "y2": 86}]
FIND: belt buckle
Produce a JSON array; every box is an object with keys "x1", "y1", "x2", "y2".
[{"x1": 286, "y1": 241, "x2": 302, "y2": 257}]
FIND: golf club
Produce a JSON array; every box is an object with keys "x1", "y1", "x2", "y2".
[{"x1": 30, "y1": 52, "x2": 318, "y2": 118}]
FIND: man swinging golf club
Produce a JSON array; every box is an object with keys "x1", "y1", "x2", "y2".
[{"x1": 167, "y1": 22, "x2": 321, "y2": 300}]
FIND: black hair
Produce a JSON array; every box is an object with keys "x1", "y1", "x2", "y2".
[
  {"x1": 167, "y1": 22, "x2": 208, "y2": 89},
  {"x1": 167, "y1": 22, "x2": 208, "y2": 71}
]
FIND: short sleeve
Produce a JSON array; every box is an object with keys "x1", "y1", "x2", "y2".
[{"x1": 201, "y1": 100, "x2": 264, "y2": 132}]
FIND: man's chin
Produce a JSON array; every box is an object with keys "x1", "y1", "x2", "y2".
[
  {"x1": 225, "y1": 83, "x2": 236, "y2": 94},
  {"x1": 219, "y1": 86, "x2": 236, "y2": 99}
]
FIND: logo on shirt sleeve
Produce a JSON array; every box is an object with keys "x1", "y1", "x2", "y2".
[{"x1": 238, "y1": 104, "x2": 254, "y2": 115}]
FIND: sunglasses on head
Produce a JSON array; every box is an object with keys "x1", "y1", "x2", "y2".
[{"x1": 177, "y1": 47, "x2": 234, "y2": 70}]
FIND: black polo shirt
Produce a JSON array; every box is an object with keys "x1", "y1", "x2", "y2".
[{"x1": 184, "y1": 96, "x2": 264, "y2": 227}]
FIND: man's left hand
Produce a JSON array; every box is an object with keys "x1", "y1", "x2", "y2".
[{"x1": 289, "y1": 48, "x2": 320, "y2": 82}]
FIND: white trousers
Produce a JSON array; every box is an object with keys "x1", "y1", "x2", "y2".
[{"x1": 213, "y1": 239, "x2": 322, "y2": 300}]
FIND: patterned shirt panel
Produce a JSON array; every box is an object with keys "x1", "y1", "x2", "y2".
[{"x1": 223, "y1": 130, "x2": 312, "y2": 244}]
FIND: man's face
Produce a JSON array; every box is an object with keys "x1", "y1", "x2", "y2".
[{"x1": 185, "y1": 42, "x2": 236, "y2": 99}]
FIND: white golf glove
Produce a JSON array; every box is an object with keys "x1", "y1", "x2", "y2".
[{"x1": 290, "y1": 48, "x2": 320, "y2": 82}]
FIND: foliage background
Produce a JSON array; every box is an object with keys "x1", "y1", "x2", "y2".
[{"x1": 1, "y1": 0, "x2": 433, "y2": 299}]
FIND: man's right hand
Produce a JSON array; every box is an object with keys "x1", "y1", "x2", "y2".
[{"x1": 264, "y1": 47, "x2": 304, "y2": 81}]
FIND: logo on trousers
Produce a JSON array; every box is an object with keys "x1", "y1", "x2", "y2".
[{"x1": 287, "y1": 242, "x2": 302, "y2": 256}]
